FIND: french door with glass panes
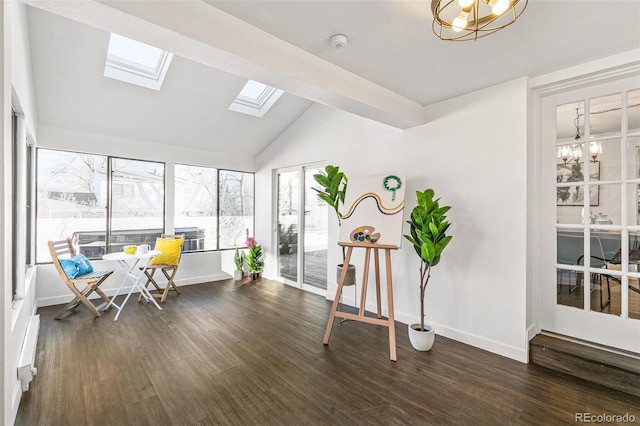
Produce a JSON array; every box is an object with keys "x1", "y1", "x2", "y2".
[
  {"x1": 275, "y1": 165, "x2": 329, "y2": 295},
  {"x1": 541, "y1": 76, "x2": 640, "y2": 353}
]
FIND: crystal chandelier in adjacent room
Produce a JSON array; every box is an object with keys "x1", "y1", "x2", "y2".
[
  {"x1": 557, "y1": 108, "x2": 603, "y2": 165},
  {"x1": 431, "y1": 0, "x2": 528, "y2": 41}
]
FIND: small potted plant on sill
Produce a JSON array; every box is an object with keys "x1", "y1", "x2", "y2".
[
  {"x1": 245, "y1": 229, "x2": 264, "y2": 280},
  {"x1": 312, "y1": 165, "x2": 356, "y2": 286},
  {"x1": 403, "y1": 188, "x2": 452, "y2": 351},
  {"x1": 233, "y1": 247, "x2": 244, "y2": 281}
]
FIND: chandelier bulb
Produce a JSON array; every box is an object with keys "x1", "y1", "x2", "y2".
[
  {"x1": 458, "y1": 0, "x2": 475, "y2": 8},
  {"x1": 452, "y1": 11, "x2": 469, "y2": 31},
  {"x1": 488, "y1": 0, "x2": 510, "y2": 15},
  {"x1": 589, "y1": 141, "x2": 602, "y2": 162}
]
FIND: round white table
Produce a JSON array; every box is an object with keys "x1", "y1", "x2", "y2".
[{"x1": 102, "y1": 250, "x2": 163, "y2": 321}]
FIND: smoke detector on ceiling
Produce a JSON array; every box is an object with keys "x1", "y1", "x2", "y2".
[{"x1": 330, "y1": 34, "x2": 348, "y2": 49}]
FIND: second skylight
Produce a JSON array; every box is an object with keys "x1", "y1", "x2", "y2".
[{"x1": 229, "y1": 80, "x2": 284, "y2": 118}]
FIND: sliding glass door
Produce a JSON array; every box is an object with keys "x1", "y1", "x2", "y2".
[
  {"x1": 303, "y1": 167, "x2": 328, "y2": 289},
  {"x1": 276, "y1": 165, "x2": 328, "y2": 294},
  {"x1": 277, "y1": 169, "x2": 299, "y2": 283}
]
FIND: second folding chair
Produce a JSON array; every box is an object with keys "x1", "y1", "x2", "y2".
[{"x1": 139, "y1": 234, "x2": 185, "y2": 303}]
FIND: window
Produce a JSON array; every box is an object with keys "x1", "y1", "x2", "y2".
[
  {"x1": 12, "y1": 111, "x2": 17, "y2": 299},
  {"x1": 228, "y1": 80, "x2": 283, "y2": 118},
  {"x1": 110, "y1": 157, "x2": 165, "y2": 248},
  {"x1": 37, "y1": 150, "x2": 108, "y2": 262},
  {"x1": 175, "y1": 164, "x2": 218, "y2": 252},
  {"x1": 36, "y1": 149, "x2": 254, "y2": 261},
  {"x1": 174, "y1": 166, "x2": 254, "y2": 251},
  {"x1": 36, "y1": 149, "x2": 165, "y2": 261},
  {"x1": 219, "y1": 170, "x2": 254, "y2": 248},
  {"x1": 26, "y1": 143, "x2": 33, "y2": 266},
  {"x1": 104, "y1": 33, "x2": 173, "y2": 91},
  {"x1": 12, "y1": 111, "x2": 35, "y2": 301}
]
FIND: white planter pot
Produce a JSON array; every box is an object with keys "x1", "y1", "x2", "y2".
[
  {"x1": 408, "y1": 324, "x2": 435, "y2": 351},
  {"x1": 233, "y1": 270, "x2": 244, "y2": 280}
]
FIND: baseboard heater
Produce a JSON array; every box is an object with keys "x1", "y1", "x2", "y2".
[{"x1": 18, "y1": 314, "x2": 40, "y2": 392}]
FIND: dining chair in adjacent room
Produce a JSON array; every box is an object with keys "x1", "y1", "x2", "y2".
[
  {"x1": 578, "y1": 235, "x2": 613, "y2": 310},
  {"x1": 557, "y1": 233, "x2": 584, "y2": 294}
]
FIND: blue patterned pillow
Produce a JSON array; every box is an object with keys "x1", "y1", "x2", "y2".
[{"x1": 59, "y1": 254, "x2": 94, "y2": 279}]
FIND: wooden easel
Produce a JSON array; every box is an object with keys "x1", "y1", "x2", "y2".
[{"x1": 323, "y1": 242, "x2": 398, "y2": 361}]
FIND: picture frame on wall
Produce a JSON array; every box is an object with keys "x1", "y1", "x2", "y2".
[{"x1": 556, "y1": 161, "x2": 599, "y2": 206}]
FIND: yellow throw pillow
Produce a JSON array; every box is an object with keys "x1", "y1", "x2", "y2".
[{"x1": 150, "y1": 237, "x2": 184, "y2": 266}]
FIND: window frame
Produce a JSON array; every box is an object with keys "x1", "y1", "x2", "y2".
[
  {"x1": 35, "y1": 148, "x2": 167, "y2": 263},
  {"x1": 35, "y1": 149, "x2": 255, "y2": 263},
  {"x1": 12, "y1": 110, "x2": 36, "y2": 301},
  {"x1": 174, "y1": 162, "x2": 255, "y2": 252},
  {"x1": 173, "y1": 163, "x2": 219, "y2": 253},
  {"x1": 107, "y1": 155, "x2": 167, "y2": 253},
  {"x1": 12, "y1": 110, "x2": 18, "y2": 300},
  {"x1": 217, "y1": 168, "x2": 255, "y2": 251}
]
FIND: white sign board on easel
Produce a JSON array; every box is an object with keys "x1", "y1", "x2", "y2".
[{"x1": 338, "y1": 173, "x2": 406, "y2": 247}]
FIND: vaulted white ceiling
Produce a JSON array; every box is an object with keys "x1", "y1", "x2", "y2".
[
  {"x1": 26, "y1": 6, "x2": 313, "y2": 157},
  {"x1": 209, "y1": 0, "x2": 640, "y2": 106},
  {"x1": 24, "y1": 0, "x2": 640, "y2": 156}
]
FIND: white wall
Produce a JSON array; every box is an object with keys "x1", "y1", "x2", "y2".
[
  {"x1": 3, "y1": 2, "x2": 40, "y2": 425},
  {"x1": 34, "y1": 125, "x2": 255, "y2": 307},
  {"x1": 37, "y1": 125, "x2": 255, "y2": 172},
  {"x1": 9, "y1": 2, "x2": 35, "y2": 133},
  {"x1": 256, "y1": 78, "x2": 530, "y2": 362}
]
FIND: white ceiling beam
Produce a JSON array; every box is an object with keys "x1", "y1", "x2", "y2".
[{"x1": 22, "y1": 0, "x2": 425, "y2": 129}]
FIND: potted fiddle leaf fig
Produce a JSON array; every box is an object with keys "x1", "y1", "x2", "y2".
[
  {"x1": 312, "y1": 165, "x2": 356, "y2": 286},
  {"x1": 403, "y1": 189, "x2": 452, "y2": 351}
]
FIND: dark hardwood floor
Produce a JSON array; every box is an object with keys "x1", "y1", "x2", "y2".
[{"x1": 17, "y1": 278, "x2": 640, "y2": 425}]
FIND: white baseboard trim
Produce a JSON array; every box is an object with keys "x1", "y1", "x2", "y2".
[
  {"x1": 37, "y1": 273, "x2": 231, "y2": 307},
  {"x1": 175, "y1": 273, "x2": 231, "y2": 286},
  {"x1": 327, "y1": 293, "x2": 528, "y2": 363},
  {"x1": 430, "y1": 322, "x2": 529, "y2": 363}
]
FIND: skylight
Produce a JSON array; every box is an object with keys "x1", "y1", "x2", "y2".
[
  {"x1": 228, "y1": 80, "x2": 284, "y2": 118},
  {"x1": 104, "y1": 33, "x2": 173, "y2": 91}
]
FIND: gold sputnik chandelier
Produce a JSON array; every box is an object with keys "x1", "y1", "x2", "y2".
[{"x1": 431, "y1": 0, "x2": 528, "y2": 41}]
